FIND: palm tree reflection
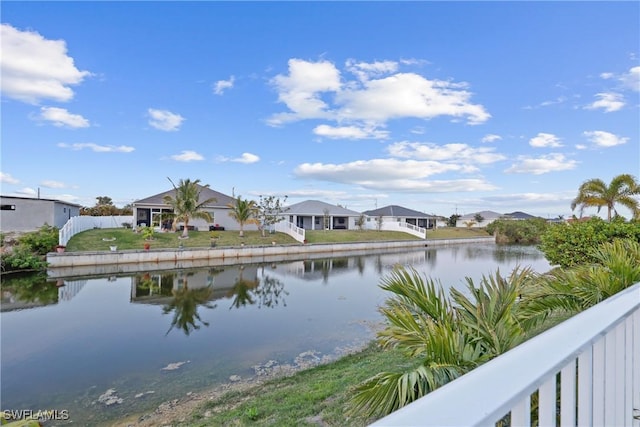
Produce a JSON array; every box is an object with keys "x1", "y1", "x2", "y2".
[
  {"x1": 227, "y1": 267, "x2": 260, "y2": 309},
  {"x1": 162, "y1": 271, "x2": 216, "y2": 336},
  {"x1": 254, "y1": 274, "x2": 288, "y2": 308}
]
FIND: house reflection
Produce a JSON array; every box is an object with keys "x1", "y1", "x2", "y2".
[{"x1": 0, "y1": 275, "x2": 87, "y2": 312}]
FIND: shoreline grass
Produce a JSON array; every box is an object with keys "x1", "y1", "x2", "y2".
[{"x1": 112, "y1": 342, "x2": 416, "y2": 427}]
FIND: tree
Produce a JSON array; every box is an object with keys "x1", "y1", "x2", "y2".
[
  {"x1": 570, "y1": 173, "x2": 639, "y2": 221},
  {"x1": 256, "y1": 195, "x2": 288, "y2": 237},
  {"x1": 228, "y1": 196, "x2": 259, "y2": 237},
  {"x1": 162, "y1": 178, "x2": 216, "y2": 238},
  {"x1": 323, "y1": 208, "x2": 331, "y2": 230},
  {"x1": 447, "y1": 214, "x2": 461, "y2": 227},
  {"x1": 474, "y1": 213, "x2": 485, "y2": 223},
  {"x1": 355, "y1": 214, "x2": 366, "y2": 231},
  {"x1": 349, "y1": 266, "x2": 533, "y2": 418}
]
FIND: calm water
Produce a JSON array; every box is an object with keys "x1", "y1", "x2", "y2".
[{"x1": 1, "y1": 243, "x2": 550, "y2": 425}]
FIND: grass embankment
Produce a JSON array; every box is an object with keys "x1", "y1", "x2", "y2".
[
  {"x1": 136, "y1": 343, "x2": 415, "y2": 427},
  {"x1": 65, "y1": 227, "x2": 490, "y2": 252}
]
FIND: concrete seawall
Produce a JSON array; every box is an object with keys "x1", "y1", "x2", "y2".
[{"x1": 46, "y1": 237, "x2": 495, "y2": 279}]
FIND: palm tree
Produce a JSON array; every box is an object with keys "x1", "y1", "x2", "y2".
[
  {"x1": 570, "y1": 174, "x2": 639, "y2": 221},
  {"x1": 162, "y1": 178, "x2": 217, "y2": 238},
  {"x1": 520, "y1": 239, "x2": 640, "y2": 331},
  {"x1": 349, "y1": 266, "x2": 534, "y2": 418},
  {"x1": 227, "y1": 196, "x2": 259, "y2": 237}
]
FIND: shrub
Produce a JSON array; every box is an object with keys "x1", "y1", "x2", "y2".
[
  {"x1": 538, "y1": 217, "x2": 640, "y2": 267},
  {"x1": 1, "y1": 245, "x2": 48, "y2": 272},
  {"x1": 17, "y1": 224, "x2": 59, "y2": 255},
  {"x1": 486, "y1": 218, "x2": 548, "y2": 244}
]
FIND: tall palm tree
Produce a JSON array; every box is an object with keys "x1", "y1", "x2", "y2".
[
  {"x1": 349, "y1": 266, "x2": 534, "y2": 418},
  {"x1": 163, "y1": 178, "x2": 217, "y2": 238},
  {"x1": 227, "y1": 196, "x2": 259, "y2": 237},
  {"x1": 570, "y1": 173, "x2": 639, "y2": 221}
]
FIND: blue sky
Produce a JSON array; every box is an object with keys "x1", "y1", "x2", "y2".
[{"x1": 1, "y1": 1, "x2": 639, "y2": 219}]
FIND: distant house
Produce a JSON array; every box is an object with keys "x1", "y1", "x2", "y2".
[
  {"x1": 457, "y1": 210, "x2": 503, "y2": 228},
  {"x1": 131, "y1": 185, "x2": 248, "y2": 231},
  {"x1": 362, "y1": 205, "x2": 438, "y2": 229},
  {"x1": 0, "y1": 195, "x2": 81, "y2": 232},
  {"x1": 503, "y1": 211, "x2": 541, "y2": 220},
  {"x1": 284, "y1": 200, "x2": 363, "y2": 230}
]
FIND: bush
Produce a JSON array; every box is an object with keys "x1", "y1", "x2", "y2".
[
  {"x1": 486, "y1": 218, "x2": 548, "y2": 244},
  {"x1": 18, "y1": 224, "x2": 60, "y2": 255},
  {"x1": 1, "y1": 245, "x2": 48, "y2": 272},
  {"x1": 538, "y1": 217, "x2": 640, "y2": 267}
]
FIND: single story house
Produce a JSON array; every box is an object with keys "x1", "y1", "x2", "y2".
[
  {"x1": 457, "y1": 210, "x2": 503, "y2": 228},
  {"x1": 0, "y1": 195, "x2": 81, "y2": 232},
  {"x1": 131, "y1": 185, "x2": 251, "y2": 231},
  {"x1": 503, "y1": 211, "x2": 541, "y2": 220},
  {"x1": 283, "y1": 200, "x2": 363, "y2": 230},
  {"x1": 362, "y1": 205, "x2": 438, "y2": 230}
]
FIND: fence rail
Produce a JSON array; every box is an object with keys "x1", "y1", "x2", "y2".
[
  {"x1": 275, "y1": 221, "x2": 305, "y2": 243},
  {"x1": 380, "y1": 221, "x2": 427, "y2": 239},
  {"x1": 371, "y1": 282, "x2": 640, "y2": 427},
  {"x1": 58, "y1": 216, "x2": 133, "y2": 246}
]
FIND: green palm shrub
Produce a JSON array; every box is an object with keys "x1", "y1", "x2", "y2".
[{"x1": 349, "y1": 266, "x2": 534, "y2": 418}]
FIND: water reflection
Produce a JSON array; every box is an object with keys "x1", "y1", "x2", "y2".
[{"x1": 1, "y1": 244, "x2": 551, "y2": 426}]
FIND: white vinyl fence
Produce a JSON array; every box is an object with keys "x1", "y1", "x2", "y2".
[
  {"x1": 371, "y1": 282, "x2": 640, "y2": 427},
  {"x1": 58, "y1": 215, "x2": 134, "y2": 246},
  {"x1": 275, "y1": 220, "x2": 306, "y2": 243}
]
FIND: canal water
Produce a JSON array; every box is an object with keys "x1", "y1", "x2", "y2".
[{"x1": 1, "y1": 243, "x2": 551, "y2": 425}]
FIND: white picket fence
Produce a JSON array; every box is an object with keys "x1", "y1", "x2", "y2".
[
  {"x1": 371, "y1": 282, "x2": 640, "y2": 427},
  {"x1": 58, "y1": 215, "x2": 134, "y2": 246}
]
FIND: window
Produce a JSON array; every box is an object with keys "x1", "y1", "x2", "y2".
[
  {"x1": 1, "y1": 204, "x2": 16, "y2": 211},
  {"x1": 315, "y1": 218, "x2": 320, "y2": 225}
]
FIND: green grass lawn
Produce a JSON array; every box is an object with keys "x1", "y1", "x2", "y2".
[{"x1": 63, "y1": 227, "x2": 490, "y2": 252}]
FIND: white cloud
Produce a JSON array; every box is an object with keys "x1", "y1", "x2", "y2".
[
  {"x1": 170, "y1": 150, "x2": 204, "y2": 162},
  {"x1": 387, "y1": 141, "x2": 506, "y2": 164},
  {"x1": 268, "y1": 58, "x2": 490, "y2": 128},
  {"x1": 584, "y1": 92, "x2": 625, "y2": 112},
  {"x1": 620, "y1": 66, "x2": 640, "y2": 92},
  {"x1": 294, "y1": 158, "x2": 496, "y2": 193},
  {"x1": 529, "y1": 133, "x2": 563, "y2": 148},
  {"x1": 583, "y1": 130, "x2": 628, "y2": 147},
  {"x1": 40, "y1": 180, "x2": 65, "y2": 188},
  {"x1": 0, "y1": 24, "x2": 91, "y2": 104},
  {"x1": 0, "y1": 172, "x2": 20, "y2": 184},
  {"x1": 345, "y1": 59, "x2": 398, "y2": 81},
  {"x1": 313, "y1": 124, "x2": 389, "y2": 140},
  {"x1": 235, "y1": 153, "x2": 260, "y2": 164},
  {"x1": 481, "y1": 134, "x2": 502, "y2": 143},
  {"x1": 57, "y1": 142, "x2": 135, "y2": 152},
  {"x1": 336, "y1": 72, "x2": 490, "y2": 125},
  {"x1": 294, "y1": 158, "x2": 477, "y2": 183},
  {"x1": 505, "y1": 153, "x2": 578, "y2": 175},
  {"x1": 39, "y1": 107, "x2": 89, "y2": 128},
  {"x1": 268, "y1": 59, "x2": 341, "y2": 126},
  {"x1": 15, "y1": 187, "x2": 37, "y2": 197},
  {"x1": 575, "y1": 144, "x2": 588, "y2": 150},
  {"x1": 213, "y1": 76, "x2": 235, "y2": 95},
  {"x1": 217, "y1": 152, "x2": 260, "y2": 164},
  {"x1": 148, "y1": 108, "x2": 185, "y2": 131}
]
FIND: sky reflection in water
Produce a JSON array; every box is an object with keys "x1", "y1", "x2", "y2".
[{"x1": 1, "y1": 243, "x2": 550, "y2": 424}]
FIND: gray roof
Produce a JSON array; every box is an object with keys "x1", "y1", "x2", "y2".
[
  {"x1": 132, "y1": 184, "x2": 234, "y2": 208},
  {"x1": 362, "y1": 205, "x2": 434, "y2": 218},
  {"x1": 0, "y1": 195, "x2": 82, "y2": 208},
  {"x1": 503, "y1": 211, "x2": 540, "y2": 220},
  {"x1": 285, "y1": 200, "x2": 362, "y2": 216},
  {"x1": 459, "y1": 210, "x2": 503, "y2": 220}
]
